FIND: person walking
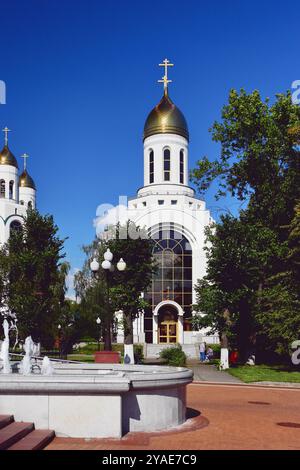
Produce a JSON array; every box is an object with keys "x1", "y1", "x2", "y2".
[{"x1": 199, "y1": 342, "x2": 206, "y2": 362}]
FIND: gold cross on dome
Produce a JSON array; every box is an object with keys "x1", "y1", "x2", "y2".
[
  {"x1": 21, "y1": 153, "x2": 29, "y2": 170},
  {"x1": 2, "y1": 127, "x2": 11, "y2": 146},
  {"x1": 158, "y1": 58, "x2": 174, "y2": 93}
]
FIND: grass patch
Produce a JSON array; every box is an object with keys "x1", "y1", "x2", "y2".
[
  {"x1": 67, "y1": 354, "x2": 95, "y2": 363},
  {"x1": 227, "y1": 365, "x2": 300, "y2": 383}
]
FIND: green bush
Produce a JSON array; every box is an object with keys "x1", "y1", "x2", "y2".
[
  {"x1": 159, "y1": 345, "x2": 187, "y2": 367},
  {"x1": 134, "y1": 344, "x2": 144, "y2": 363}
]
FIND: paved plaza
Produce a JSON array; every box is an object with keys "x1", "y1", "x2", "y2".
[{"x1": 46, "y1": 383, "x2": 300, "y2": 450}]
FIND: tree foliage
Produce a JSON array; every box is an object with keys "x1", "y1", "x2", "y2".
[
  {"x1": 107, "y1": 222, "x2": 156, "y2": 344},
  {"x1": 0, "y1": 210, "x2": 68, "y2": 347},
  {"x1": 74, "y1": 222, "x2": 156, "y2": 346},
  {"x1": 192, "y1": 89, "x2": 300, "y2": 361}
]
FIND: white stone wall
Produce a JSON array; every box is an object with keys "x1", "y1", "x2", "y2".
[
  {"x1": 0, "y1": 164, "x2": 36, "y2": 244},
  {"x1": 120, "y1": 129, "x2": 216, "y2": 346},
  {"x1": 19, "y1": 186, "x2": 36, "y2": 210},
  {"x1": 0, "y1": 165, "x2": 19, "y2": 202},
  {"x1": 143, "y1": 133, "x2": 188, "y2": 187}
]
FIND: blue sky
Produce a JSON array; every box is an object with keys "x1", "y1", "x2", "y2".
[{"x1": 0, "y1": 0, "x2": 299, "y2": 286}]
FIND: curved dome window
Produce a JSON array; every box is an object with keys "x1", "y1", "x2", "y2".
[
  {"x1": 0, "y1": 179, "x2": 5, "y2": 198},
  {"x1": 163, "y1": 148, "x2": 170, "y2": 181},
  {"x1": 149, "y1": 150, "x2": 154, "y2": 184},
  {"x1": 10, "y1": 220, "x2": 22, "y2": 236}
]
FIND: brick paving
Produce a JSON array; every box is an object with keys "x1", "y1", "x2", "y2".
[{"x1": 46, "y1": 383, "x2": 300, "y2": 450}]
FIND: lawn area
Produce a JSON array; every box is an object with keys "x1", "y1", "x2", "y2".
[
  {"x1": 67, "y1": 354, "x2": 95, "y2": 363},
  {"x1": 228, "y1": 364, "x2": 300, "y2": 383}
]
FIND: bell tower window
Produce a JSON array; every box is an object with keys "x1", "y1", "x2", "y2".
[
  {"x1": 9, "y1": 181, "x2": 14, "y2": 199},
  {"x1": 164, "y1": 148, "x2": 170, "y2": 181},
  {"x1": 180, "y1": 150, "x2": 184, "y2": 184},
  {"x1": 0, "y1": 180, "x2": 5, "y2": 198},
  {"x1": 149, "y1": 150, "x2": 154, "y2": 184}
]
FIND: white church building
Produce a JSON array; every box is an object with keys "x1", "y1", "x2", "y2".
[
  {"x1": 116, "y1": 60, "x2": 218, "y2": 355},
  {"x1": 0, "y1": 127, "x2": 36, "y2": 243}
]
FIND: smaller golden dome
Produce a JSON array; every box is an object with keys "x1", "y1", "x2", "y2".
[
  {"x1": 144, "y1": 91, "x2": 189, "y2": 141},
  {"x1": 19, "y1": 170, "x2": 36, "y2": 190},
  {"x1": 0, "y1": 145, "x2": 19, "y2": 168}
]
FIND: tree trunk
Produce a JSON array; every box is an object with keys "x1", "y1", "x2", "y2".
[{"x1": 220, "y1": 331, "x2": 228, "y2": 349}]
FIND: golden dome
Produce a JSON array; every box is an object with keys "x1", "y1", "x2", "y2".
[
  {"x1": 0, "y1": 145, "x2": 19, "y2": 168},
  {"x1": 144, "y1": 91, "x2": 189, "y2": 141},
  {"x1": 19, "y1": 170, "x2": 36, "y2": 190}
]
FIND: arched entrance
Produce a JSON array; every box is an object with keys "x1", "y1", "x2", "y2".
[
  {"x1": 158, "y1": 305, "x2": 178, "y2": 344},
  {"x1": 153, "y1": 300, "x2": 184, "y2": 345}
]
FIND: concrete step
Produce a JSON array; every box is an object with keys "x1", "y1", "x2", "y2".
[
  {"x1": 0, "y1": 415, "x2": 14, "y2": 430},
  {"x1": 182, "y1": 344, "x2": 199, "y2": 359},
  {"x1": 8, "y1": 429, "x2": 55, "y2": 450},
  {"x1": 145, "y1": 343, "x2": 199, "y2": 359},
  {"x1": 0, "y1": 421, "x2": 34, "y2": 450}
]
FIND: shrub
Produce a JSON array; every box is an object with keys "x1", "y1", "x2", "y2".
[
  {"x1": 134, "y1": 344, "x2": 144, "y2": 363},
  {"x1": 159, "y1": 345, "x2": 187, "y2": 367}
]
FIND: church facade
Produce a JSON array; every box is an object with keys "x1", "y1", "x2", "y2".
[
  {"x1": 0, "y1": 127, "x2": 36, "y2": 244},
  {"x1": 118, "y1": 61, "x2": 218, "y2": 350}
]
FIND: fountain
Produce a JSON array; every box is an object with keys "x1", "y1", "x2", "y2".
[
  {"x1": 0, "y1": 319, "x2": 11, "y2": 374},
  {"x1": 41, "y1": 356, "x2": 54, "y2": 376},
  {"x1": 0, "y1": 317, "x2": 193, "y2": 438},
  {"x1": 19, "y1": 336, "x2": 35, "y2": 375}
]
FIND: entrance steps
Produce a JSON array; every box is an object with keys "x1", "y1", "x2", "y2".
[
  {"x1": 145, "y1": 343, "x2": 199, "y2": 359},
  {"x1": 0, "y1": 415, "x2": 55, "y2": 450}
]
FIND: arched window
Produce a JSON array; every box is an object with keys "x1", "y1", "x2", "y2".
[
  {"x1": 143, "y1": 228, "x2": 193, "y2": 342},
  {"x1": 180, "y1": 150, "x2": 184, "y2": 184},
  {"x1": 20, "y1": 200, "x2": 24, "y2": 205},
  {"x1": 0, "y1": 180, "x2": 5, "y2": 198},
  {"x1": 149, "y1": 150, "x2": 154, "y2": 184},
  {"x1": 28, "y1": 201, "x2": 32, "y2": 209},
  {"x1": 9, "y1": 181, "x2": 14, "y2": 199},
  {"x1": 10, "y1": 220, "x2": 22, "y2": 236},
  {"x1": 163, "y1": 148, "x2": 170, "y2": 181}
]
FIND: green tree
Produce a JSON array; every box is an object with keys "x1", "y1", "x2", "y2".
[
  {"x1": 0, "y1": 210, "x2": 67, "y2": 347},
  {"x1": 107, "y1": 222, "x2": 156, "y2": 345},
  {"x1": 74, "y1": 222, "x2": 156, "y2": 348},
  {"x1": 192, "y1": 215, "x2": 286, "y2": 361},
  {"x1": 256, "y1": 201, "x2": 300, "y2": 356},
  {"x1": 191, "y1": 89, "x2": 300, "y2": 230},
  {"x1": 191, "y1": 89, "x2": 300, "y2": 361},
  {"x1": 74, "y1": 239, "x2": 112, "y2": 349}
]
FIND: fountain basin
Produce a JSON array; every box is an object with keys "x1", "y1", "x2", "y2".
[{"x1": 0, "y1": 363, "x2": 193, "y2": 438}]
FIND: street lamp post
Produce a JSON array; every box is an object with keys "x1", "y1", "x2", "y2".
[
  {"x1": 57, "y1": 324, "x2": 62, "y2": 359},
  {"x1": 96, "y1": 316, "x2": 101, "y2": 351},
  {"x1": 90, "y1": 248, "x2": 126, "y2": 351}
]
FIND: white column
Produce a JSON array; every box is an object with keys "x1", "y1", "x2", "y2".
[
  {"x1": 178, "y1": 314, "x2": 184, "y2": 344},
  {"x1": 116, "y1": 310, "x2": 124, "y2": 344},
  {"x1": 152, "y1": 313, "x2": 158, "y2": 344},
  {"x1": 140, "y1": 311, "x2": 144, "y2": 333}
]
